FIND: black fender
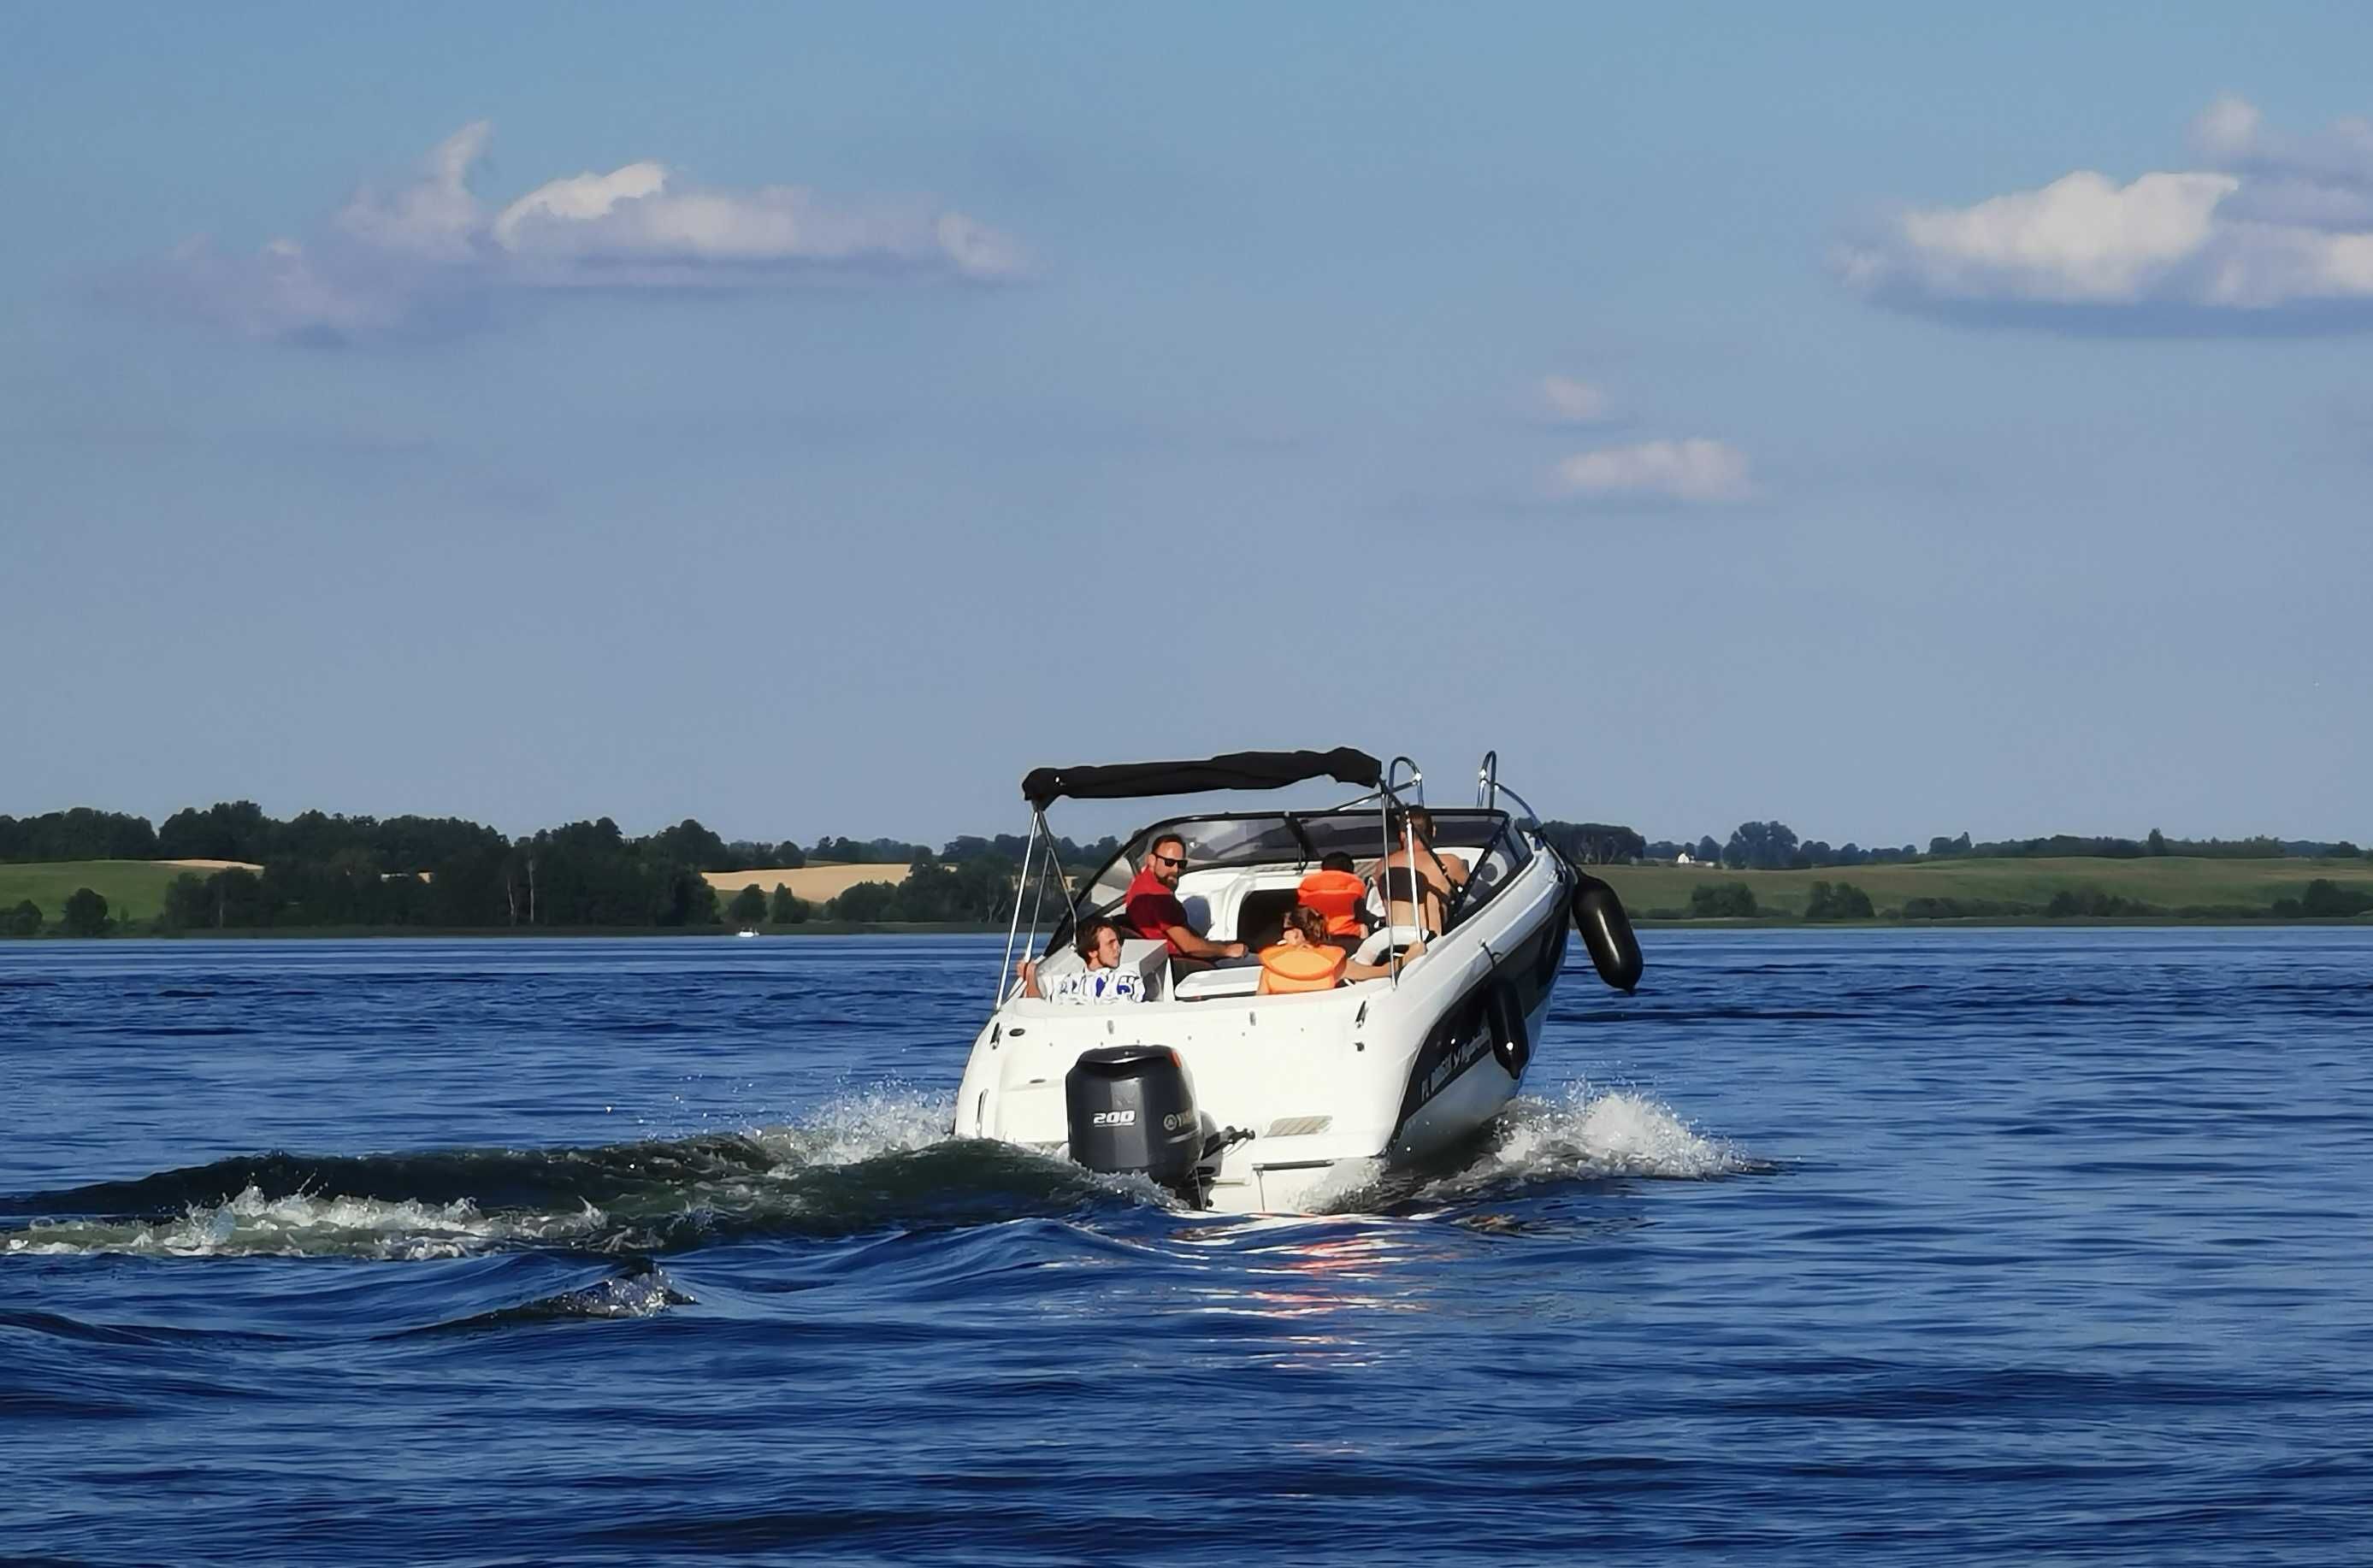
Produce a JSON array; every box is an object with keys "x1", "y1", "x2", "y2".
[
  {"x1": 1486, "y1": 978, "x2": 1532, "y2": 1078},
  {"x1": 1571, "y1": 873, "x2": 1643, "y2": 993}
]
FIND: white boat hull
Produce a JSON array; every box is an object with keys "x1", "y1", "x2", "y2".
[{"x1": 953, "y1": 850, "x2": 1571, "y2": 1214}]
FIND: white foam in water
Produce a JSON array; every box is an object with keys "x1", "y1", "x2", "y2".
[
  {"x1": 1409, "y1": 1085, "x2": 1750, "y2": 1203},
  {"x1": 3, "y1": 1185, "x2": 607, "y2": 1261},
  {"x1": 1302, "y1": 1156, "x2": 1390, "y2": 1211},
  {"x1": 3, "y1": 1087, "x2": 969, "y2": 1262},
  {"x1": 747, "y1": 1082, "x2": 956, "y2": 1170},
  {"x1": 1507, "y1": 1084, "x2": 1744, "y2": 1180}
]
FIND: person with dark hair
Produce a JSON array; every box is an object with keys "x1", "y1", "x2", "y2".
[
  {"x1": 1018, "y1": 917, "x2": 1145, "y2": 1005},
  {"x1": 1296, "y1": 850, "x2": 1368, "y2": 954},
  {"x1": 1373, "y1": 806, "x2": 1469, "y2": 936},
  {"x1": 1354, "y1": 807, "x2": 1469, "y2": 964},
  {"x1": 1123, "y1": 833, "x2": 1245, "y2": 968},
  {"x1": 1258, "y1": 905, "x2": 1407, "y2": 994}
]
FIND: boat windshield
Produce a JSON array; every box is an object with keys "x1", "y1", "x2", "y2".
[{"x1": 1076, "y1": 809, "x2": 1517, "y2": 914}]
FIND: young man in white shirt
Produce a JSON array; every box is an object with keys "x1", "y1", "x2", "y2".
[{"x1": 1017, "y1": 917, "x2": 1147, "y2": 1005}]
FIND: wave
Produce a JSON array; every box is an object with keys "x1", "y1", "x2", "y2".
[
  {"x1": 1316, "y1": 1086, "x2": 1762, "y2": 1212},
  {"x1": 410, "y1": 1259, "x2": 696, "y2": 1331},
  {"x1": 1499, "y1": 1085, "x2": 1758, "y2": 1181},
  {"x1": 2, "y1": 1084, "x2": 1758, "y2": 1260},
  {"x1": 1, "y1": 1087, "x2": 1143, "y2": 1260}
]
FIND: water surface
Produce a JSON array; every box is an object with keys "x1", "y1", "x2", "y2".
[{"x1": 4, "y1": 930, "x2": 2368, "y2": 1564}]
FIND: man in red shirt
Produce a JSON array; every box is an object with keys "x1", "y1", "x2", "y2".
[{"x1": 1123, "y1": 833, "x2": 1246, "y2": 967}]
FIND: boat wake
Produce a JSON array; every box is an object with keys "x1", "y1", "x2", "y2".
[
  {"x1": 0, "y1": 1087, "x2": 1136, "y2": 1261},
  {"x1": 1313, "y1": 1084, "x2": 1762, "y2": 1213},
  {"x1": 1483, "y1": 1084, "x2": 1756, "y2": 1184},
  {"x1": 2, "y1": 1086, "x2": 1754, "y2": 1261}
]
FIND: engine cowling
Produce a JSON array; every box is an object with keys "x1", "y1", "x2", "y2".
[{"x1": 1065, "y1": 1046, "x2": 1201, "y2": 1191}]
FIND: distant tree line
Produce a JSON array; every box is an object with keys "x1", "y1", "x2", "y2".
[
  {"x1": 1, "y1": 804, "x2": 1124, "y2": 875},
  {"x1": 0, "y1": 808, "x2": 162, "y2": 861},
  {"x1": 0, "y1": 799, "x2": 1052, "y2": 934},
  {"x1": 1917, "y1": 828, "x2": 2363, "y2": 861},
  {"x1": 6, "y1": 797, "x2": 2370, "y2": 937},
  {"x1": 1621, "y1": 819, "x2": 2366, "y2": 871},
  {"x1": 1630, "y1": 876, "x2": 2370, "y2": 925}
]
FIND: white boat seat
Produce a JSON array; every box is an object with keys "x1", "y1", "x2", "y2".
[
  {"x1": 1170, "y1": 965, "x2": 1266, "y2": 1001},
  {"x1": 1119, "y1": 938, "x2": 1171, "y2": 999}
]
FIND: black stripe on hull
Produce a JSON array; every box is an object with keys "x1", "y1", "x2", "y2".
[{"x1": 1388, "y1": 899, "x2": 1567, "y2": 1142}]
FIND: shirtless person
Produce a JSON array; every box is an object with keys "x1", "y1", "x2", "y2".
[
  {"x1": 1383, "y1": 807, "x2": 1469, "y2": 931},
  {"x1": 1356, "y1": 807, "x2": 1469, "y2": 964}
]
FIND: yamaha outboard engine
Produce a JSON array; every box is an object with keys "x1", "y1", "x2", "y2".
[{"x1": 1065, "y1": 1046, "x2": 1201, "y2": 1194}]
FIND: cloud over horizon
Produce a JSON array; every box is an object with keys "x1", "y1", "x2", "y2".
[
  {"x1": 127, "y1": 123, "x2": 1028, "y2": 342},
  {"x1": 1553, "y1": 439, "x2": 1752, "y2": 504},
  {"x1": 1536, "y1": 373, "x2": 1614, "y2": 424},
  {"x1": 1836, "y1": 96, "x2": 2373, "y2": 330}
]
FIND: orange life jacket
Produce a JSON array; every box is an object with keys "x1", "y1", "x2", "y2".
[
  {"x1": 1257, "y1": 941, "x2": 1347, "y2": 994},
  {"x1": 1296, "y1": 869, "x2": 1367, "y2": 938}
]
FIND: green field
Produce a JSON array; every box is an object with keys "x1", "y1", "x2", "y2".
[
  {"x1": 0, "y1": 860, "x2": 210, "y2": 927},
  {"x1": 1592, "y1": 854, "x2": 2373, "y2": 919},
  {"x1": 5, "y1": 853, "x2": 2371, "y2": 934}
]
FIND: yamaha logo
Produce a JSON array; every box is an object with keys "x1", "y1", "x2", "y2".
[
  {"x1": 1090, "y1": 1110, "x2": 1136, "y2": 1127},
  {"x1": 1162, "y1": 1111, "x2": 1196, "y2": 1132}
]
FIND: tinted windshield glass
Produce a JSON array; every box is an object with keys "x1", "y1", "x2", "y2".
[
  {"x1": 1077, "y1": 809, "x2": 1517, "y2": 911},
  {"x1": 1082, "y1": 816, "x2": 1304, "y2": 910},
  {"x1": 1406, "y1": 811, "x2": 1514, "y2": 852}
]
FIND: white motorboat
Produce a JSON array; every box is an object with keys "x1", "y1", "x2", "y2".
[{"x1": 952, "y1": 748, "x2": 1642, "y2": 1212}]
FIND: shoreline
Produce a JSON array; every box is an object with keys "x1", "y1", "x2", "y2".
[{"x1": 7, "y1": 915, "x2": 2371, "y2": 942}]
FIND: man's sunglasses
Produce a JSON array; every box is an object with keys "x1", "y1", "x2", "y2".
[{"x1": 1152, "y1": 853, "x2": 1187, "y2": 869}]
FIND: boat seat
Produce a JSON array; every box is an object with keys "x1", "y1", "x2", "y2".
[
  {"x1": 1119, "y1": 938, "x2": 1170, "y2": 999},
  {"x1": 1171, "y1": 965, "x2": 1266, "y2": 1001}
]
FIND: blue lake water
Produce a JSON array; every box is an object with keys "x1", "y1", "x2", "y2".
[{"x1": 3, "y1": 928, "x2": 2369, "y2": 1565}]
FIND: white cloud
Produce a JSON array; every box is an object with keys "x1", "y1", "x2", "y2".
[
  {"x1": 1554, "y1": 439, "x2": 1752, "y2": 504},
  {"x1": 2188, "y1": 94, "x2": 2263, "y2": 161},
  {"x1": 1538, "y1": 373, "x2": 1614, "y2": 424},
  {"x1": 134, "y1": 124, "x2": 1027, "y2": 341},
  {"x1": 1836, "y1": 97, "x2": 2373, "y2": 325},
  {"x1": 336, "y1": 121, "x2": 491, "y2": 261},
  {"x1": 492, "y1": 160, "x2": 669, "y2": 249}
]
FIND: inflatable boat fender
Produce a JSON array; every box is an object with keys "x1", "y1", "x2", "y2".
[
  {"x1": 1487, "y1": 979, "x2": 1532, "y2": 1078},
  {"x1": 1571, "y1": 874, "x2": 1644, "y2": 993}
]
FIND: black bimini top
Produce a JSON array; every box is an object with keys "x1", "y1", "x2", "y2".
[{"x1": 1021, "y1": 747, "x2": 1382, "y2": 810}]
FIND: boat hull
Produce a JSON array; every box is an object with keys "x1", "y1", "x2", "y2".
[{"x1": 953, "y1": 849, "x2": 1570, "y2": 1214}]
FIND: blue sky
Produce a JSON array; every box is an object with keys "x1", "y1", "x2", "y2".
[{"x1": 5, "y1": 3, "x2": 2370, "y2": 848}]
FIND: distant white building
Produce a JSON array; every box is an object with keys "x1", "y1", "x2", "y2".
[{"x1": 1675, "y1": 851, "x2": 1700, "y2": 866}]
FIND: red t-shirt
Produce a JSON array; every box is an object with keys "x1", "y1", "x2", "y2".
[{"x1": 1124, "y1": 867, "x2": 1194, "y2": 954}]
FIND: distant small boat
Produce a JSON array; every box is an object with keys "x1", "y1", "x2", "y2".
[{"x1": 735, "y1": 928, "x2": 760, "y2": 939}]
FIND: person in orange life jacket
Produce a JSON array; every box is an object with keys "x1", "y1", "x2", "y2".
[
  {"x1": 1258, "y1": 906, "x2": 1409, "y2": 994},
  {"x1": 1122, "y1": 833, "x2": 1247, "y2": 971},
  {"x1": 1017, "y1": 917, "x2": 1145, "y2": 1005},
  {"x1": 1296, "y1": 851, "x2": 1369, "y2": 955}
]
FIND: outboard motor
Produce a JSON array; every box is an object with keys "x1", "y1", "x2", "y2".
[
  {"x1": 1065, "y1": 1046, "x2": 1202, "y2": 1194},
  {"x1": 1572, "y1": 872, "x2": 1644, "y2": 993}
]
